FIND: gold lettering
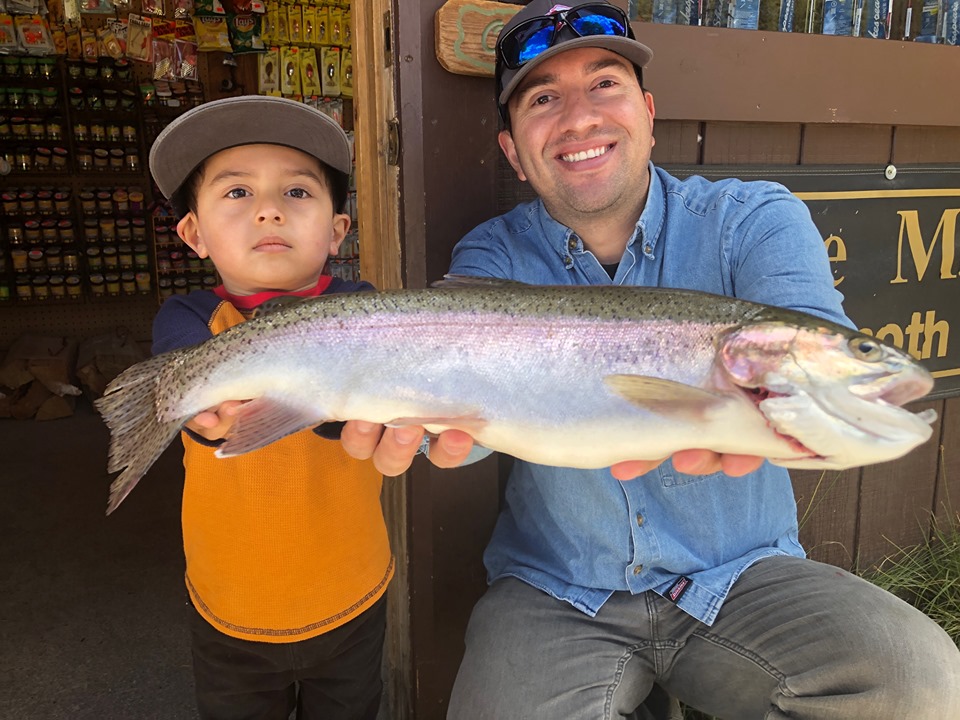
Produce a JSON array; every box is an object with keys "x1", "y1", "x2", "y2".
[
  {"x1": 859, "y1": 310, "x2": 949, "y2": 360},
  {"x1": 922, "y1": 310, "x2": 949, "y2": 359},
  {"x1": 824, "y1": 234, "x2": 846, "y2": 287},
  {"x1": 904, "y1": 312, "x2": 925, "y2": 358},
  {"x1": 891, "y1": 209, "x2": 960, "y2": 284},
  {"x1": 874, "y1": 322, "x2": 906, "y2": 349}
]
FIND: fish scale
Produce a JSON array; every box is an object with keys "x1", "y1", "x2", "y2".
[{"x1": 95, "y1": 280, "x2": 936, "y2": 514}]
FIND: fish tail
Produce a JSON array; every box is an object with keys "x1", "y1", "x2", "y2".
[{"x1": 93, "y1": 353, "x2": 185, "y2": 515}]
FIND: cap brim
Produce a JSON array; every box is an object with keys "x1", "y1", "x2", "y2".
[
  {"x1": 148, "y1": 95, "x2": 352, "y2": 203},
  {"x1": 498, "y1": 35, "x2": 653, "y2": 107}
]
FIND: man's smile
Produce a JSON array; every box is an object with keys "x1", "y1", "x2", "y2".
[{"x1": 559, "y1": 143, "x2": 613, "y2": 164}]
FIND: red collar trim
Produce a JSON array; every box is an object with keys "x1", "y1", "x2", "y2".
[{"x1": 213, "y1": 276, "x2": 334, "y2": 310}]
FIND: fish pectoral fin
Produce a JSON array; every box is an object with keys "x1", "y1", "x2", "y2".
[
  {"x1": 386, "y1": 416, "x2": 488, "y2": 434},
  {"x1": 216, "y1": 397, "x2": 323, "y2": 458},
  {"x1": 604, "y1": 375, "x2": 726, "y2": 416}
]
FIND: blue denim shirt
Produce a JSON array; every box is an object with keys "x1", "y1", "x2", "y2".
[{"x1": 448, "y1": 164, "x2": 852, "y2": 626}]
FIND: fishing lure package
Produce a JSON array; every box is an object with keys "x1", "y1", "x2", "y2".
[
  {"x1": 822, "y1": 0, "x2": 854, "y2": 34},
  {"x1": 858, "y1": 0, "x2": 890, "y2": 37},
  {"x1": 945, "y1": 0, "x2": 960, "y2": 44}
]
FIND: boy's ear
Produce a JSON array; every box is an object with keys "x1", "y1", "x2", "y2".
[
  {"x1": 328, "y1": 212, "x2": 351, "y2": 254},
  {"x1": 177, "y1": 213, "x2": 207, "y2": 258}
]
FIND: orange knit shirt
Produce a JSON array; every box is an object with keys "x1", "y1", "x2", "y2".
[{"x1": 181, "y1": 301, "x2": 393, "y2": 643}]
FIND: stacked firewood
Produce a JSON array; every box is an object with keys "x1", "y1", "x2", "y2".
[{"x1": 0, "y1": 331, "x2": 146, "y2": 420}]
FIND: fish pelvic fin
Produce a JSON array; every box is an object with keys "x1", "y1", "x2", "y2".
[
  {"x1": 216, "y1": 396, "x2": 322, "y2": 458},
  {"x1": 604, "y1": 374, "x2": 727, "y2": 418},
  {"x1": 94, "y1": 353, "x2": 186, "y2": 515}
]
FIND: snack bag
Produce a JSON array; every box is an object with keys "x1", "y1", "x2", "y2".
[
  {"x1": 228, "y1": 11, "x2": 264, "y2": 53},
  {"x1": 194, "y1": 15, "x2": 231, "y2": 51}
]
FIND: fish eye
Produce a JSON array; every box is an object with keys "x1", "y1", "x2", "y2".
[{"x1": 849, "y1": 337, "x2": 884, "y2": 362}]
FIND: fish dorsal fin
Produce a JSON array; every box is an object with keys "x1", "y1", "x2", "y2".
[
  {"x1": 604, "y1": 374, "x2": 726, "y2": 413},
  {"x1": 431, "y1": 274, "x2": 532, "y2": 289},
  {"x1": 216, "y1": 396, "x2": 323, "y2": 458}
]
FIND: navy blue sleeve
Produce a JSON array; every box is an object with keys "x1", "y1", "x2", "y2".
[{"x1": 151, "y1": 291, "x2": 224, "y2": 355}]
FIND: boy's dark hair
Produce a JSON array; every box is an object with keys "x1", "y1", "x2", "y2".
[{"x1": 174, "y1": 155, "x2": 350, "y2": 217}]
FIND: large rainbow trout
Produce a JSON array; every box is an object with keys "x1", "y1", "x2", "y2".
[{"x1": 95, "y1": 279, "x2": 936, "y2": 514}]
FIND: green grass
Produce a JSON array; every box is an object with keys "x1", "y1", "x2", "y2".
[{"x1": 859, "y1": 511, "x2": 960, "y2": 648}]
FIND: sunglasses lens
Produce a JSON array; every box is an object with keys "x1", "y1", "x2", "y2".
[
  {"x1": 568, "y1": 6, "x2": 629, "y2": 37},
  {"x1": 501, "y1": 18, "x2": 556, "y2": 68},
  {"x1": 499, "y1": 4, "x2": 631, "y2": 70}
]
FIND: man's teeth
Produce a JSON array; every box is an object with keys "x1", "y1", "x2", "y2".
[{"x1": 561, "y1": 145, "x2": 608, "y2": 163}]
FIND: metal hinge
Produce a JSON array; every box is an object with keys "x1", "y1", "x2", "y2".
[
  {"x1": 386, "y1": 118, "x2": 400, "y2": 166},
  {"x1": 383, "y1": 10, "x2": 393, "y2": 67}
]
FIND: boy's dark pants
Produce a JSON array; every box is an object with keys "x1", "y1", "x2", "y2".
[{"x1": 189, "y1": 596, "x2": 386, "y2": 720}]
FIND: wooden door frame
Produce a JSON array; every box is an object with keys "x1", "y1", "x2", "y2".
[{"x1": 351, "y1": 2, "x2": 410, "y2": 718}]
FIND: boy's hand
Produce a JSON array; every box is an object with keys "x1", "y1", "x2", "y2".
[
  {"x1": 185, "y1": 400, "x2": 246, "y2": 441},
  {"x1": 340, "y1": 421, "x2": 474, "y2": 476}
]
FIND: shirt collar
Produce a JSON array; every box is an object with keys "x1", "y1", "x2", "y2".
[{"x1": 534, "y1": 162, "x2": 663, "y2": 262}]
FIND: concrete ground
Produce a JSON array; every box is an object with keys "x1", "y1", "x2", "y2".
[{"x1": 0, "y1": 400, "x2": 199, "y2": 719}]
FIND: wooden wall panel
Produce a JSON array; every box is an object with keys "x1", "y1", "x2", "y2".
[
  {"x1": 935, "y1": 397, "x2": 960, "y2": 523},
  {"x1": 701, "y1": 122, "x2": 802, "y2": 165},
  {"x1": 794, "y1": 468, "x2": 861, "y2": 569},
  {"x1": 651, "y1": 120, "x2": 701, "y2": 165},
  {"x1": 855, "y1": 399, "x2": 943, "y2": 567},
  {"x1": 800, "y1": 125, "x2": 893, "y2": 165},
  {"x1": 894, "y1": 127, "x2": 960, "y2": 164}
]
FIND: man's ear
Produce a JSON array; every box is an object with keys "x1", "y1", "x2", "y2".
[
  {"x1": 498, "y1": 129, "x2": 527, "y2": 182},
  {"x1": 177, "y1": 213, "x2": 207, "y2": 258}
]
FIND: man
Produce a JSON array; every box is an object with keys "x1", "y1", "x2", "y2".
[{"x1": 344, "y1": 1, "x2": 960, "y2": 717}]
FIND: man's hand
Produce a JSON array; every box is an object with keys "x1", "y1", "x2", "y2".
[
  {"x1": 185, "y1": 400, "x2": 246, "y2": 442},
  {"x1": 610, "y1": 450, "x2": 764, "y2": 480},
  {"x1": 340, "y1": 421, "x2": 474, "y2": 476},
  {"x1": 342, "y1": 422, "x2": 764, "y2": 480}
]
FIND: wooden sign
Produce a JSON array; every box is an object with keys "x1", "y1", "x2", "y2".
[
  {"x1": 668, "y1": 164, "x2": 960, "y2": 399},
  {"x1": 435, "y1": 0, "x2": 520, "y2": 77}
]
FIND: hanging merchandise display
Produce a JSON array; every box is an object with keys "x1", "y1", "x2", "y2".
[{"x1": 0, "y1": 0, "x2": 211, "y2": 308}]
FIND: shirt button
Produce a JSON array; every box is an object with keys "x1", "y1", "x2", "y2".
[
  {"x1": 644, "y1": 244, "x2": 653, "y2": 255},
  {"x1": 636, "y1": 512, "x2": 644, "y2": 527},
  {"x1": 568, "y1": 238, "x2": 577, "y2": 251},
  {"x1": 633, "y1": 564, "x2": 643, "y2": 575},
  {"x1": 563, "y1": 256, "x2": 573, "y2": 267}
]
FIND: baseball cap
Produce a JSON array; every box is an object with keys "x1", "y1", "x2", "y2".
[
  {"x1": 496, "y1": 1, "x2": 653, "y2": 111},
  {"x1": 149, "y1": 95, "x2": 352, "y2": 212}
]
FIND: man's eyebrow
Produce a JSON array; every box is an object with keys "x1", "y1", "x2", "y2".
[{"x1": 513, "y1": 56, "x2": 632, "y2": 102}]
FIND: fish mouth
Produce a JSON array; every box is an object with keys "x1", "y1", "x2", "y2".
[
  {"x1": 738, "y1": 366, "x2": 936, "y2": 461},
  {"x1": 847, "y1": 369, "x2": 934, "y2": 407}
]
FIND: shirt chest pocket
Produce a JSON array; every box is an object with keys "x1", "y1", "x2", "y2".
[{"x1": 657, "y1": 464, "x2": 725, "y2": 488}]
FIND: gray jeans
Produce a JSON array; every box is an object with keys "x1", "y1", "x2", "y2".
[{"x1": 447, "y1": 556, "x2": 960, "y2": 719}]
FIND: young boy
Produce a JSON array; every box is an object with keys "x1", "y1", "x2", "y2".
[{"x1": 147, "y1": 96, "x2": 392, "y2": 720}]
